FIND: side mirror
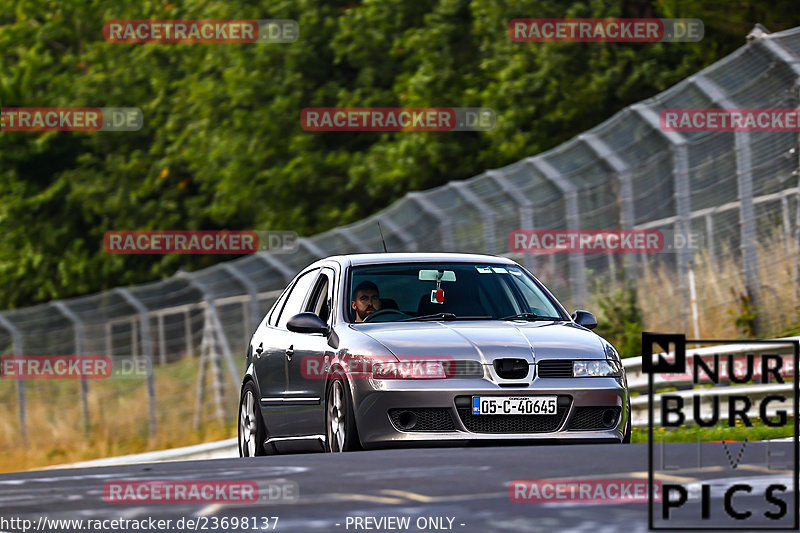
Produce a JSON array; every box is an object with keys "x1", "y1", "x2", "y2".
[
  {"x1": 571, "y1": 310, "x2": 598, "y2": 330},
  {"x1": 287, "y1": 312, "x2": 329, "y2": 335}
]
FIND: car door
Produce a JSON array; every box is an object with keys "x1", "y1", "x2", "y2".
[
  {"x1": 284, "y1": 267, "x2": 337, "y2": 437},
  {"x1": 252, "y1": 267, "x2": 318, "y2": 437}
]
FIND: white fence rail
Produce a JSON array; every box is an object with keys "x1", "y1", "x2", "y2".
[{"x1": 623, "y1": 336, "x2": 799, "y2": 426}]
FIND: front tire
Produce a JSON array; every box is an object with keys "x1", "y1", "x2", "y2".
[
  {"x1": 239, "y1": 381, "x2": 267, "y2": 457},
  {"x1": 326, "y1": 377, "x2": 361, "y2": 452}
]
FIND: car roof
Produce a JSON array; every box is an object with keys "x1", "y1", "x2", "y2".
[{"x1": 311, "y1": 252, "x2": 517, "y2": 269}]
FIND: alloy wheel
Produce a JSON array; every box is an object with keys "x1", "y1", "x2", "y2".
[{"x1": 240, "y1": 389, "x2": 258, "y2": 456}]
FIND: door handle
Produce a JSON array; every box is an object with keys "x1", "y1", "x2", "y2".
[
  {"x1": 285, "y1": 345, "x2": 294, "y2": 360},
  {"x1": 255, "y1": 343, "x2": 263, "y2": 357}
]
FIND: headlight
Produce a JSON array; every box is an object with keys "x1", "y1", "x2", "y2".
[
  {"x1": 372, "y1": 360, "x2": 449, "y2": 379},
  {"x1": 573, "y1": 360, "x2": 622, "y2": 377}
]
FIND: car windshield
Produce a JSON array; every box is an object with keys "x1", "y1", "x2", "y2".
[{"x1": 348, "y1": 262, "x2": 564, "y2": 323}]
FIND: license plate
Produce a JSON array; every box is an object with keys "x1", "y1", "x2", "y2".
[{"x1": 472, "y1": 396, "x2": 557, "y2": 415}]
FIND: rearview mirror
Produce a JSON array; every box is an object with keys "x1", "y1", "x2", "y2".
[
  {"x1": 418, "y1": 269, "x2": 456, "y2": 282},
  {"x1": 571, "y1": 310, "x2": 598, "y2": 330},
  {"x1": 287, "y1": 312, "x2": 329, "y2": 335}
]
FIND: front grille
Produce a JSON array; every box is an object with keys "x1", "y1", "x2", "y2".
[
  {"x1": 537, "y1": 360, "x2": 573, "y2": 378},
  {"x1": 456, "y1": 407, "x2": 568, "y2": 433},
  {"x1": 493, "y1": 358, "x2": 530, "y2": 379},
  {"x1": 568, "y1": 407, "x2": 621, "y2": 430},
  {"x1": 389, "y1": 408, "x2": 456, "y2": 432}
]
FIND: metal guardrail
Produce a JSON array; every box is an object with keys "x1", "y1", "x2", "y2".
[
  {"x1": 623, "y1": 337, "x2": 799, "y2": 426},
  {"x1": 44, "y1": 438, "x2": 238, "y2": 470}
]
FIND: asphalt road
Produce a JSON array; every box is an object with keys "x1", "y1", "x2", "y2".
[{"x1": 0, "y1": 442, "x2": 796, "y2": 533}]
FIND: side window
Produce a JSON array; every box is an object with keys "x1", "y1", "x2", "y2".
[
  {"x1": 276, "y1": 269, "x2": 318, "y2": 329},
  {"x1": 266, "y1": 286, "x2": 291, "y2": 327},
  {"x1": 306, "y1": 269, "x2": 334, "y2": 324}
]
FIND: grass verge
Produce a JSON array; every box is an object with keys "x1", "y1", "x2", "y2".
[
  {"x1": 0, "y1": 356, "x2": 238, "y2": 473},
  {"x1": 631, "y1": 416, "x2": 796, "y2": 443}
]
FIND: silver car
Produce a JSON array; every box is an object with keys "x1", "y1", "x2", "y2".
[{"x1": 238, "y1": 253, "x2": 630, "y2": 456}]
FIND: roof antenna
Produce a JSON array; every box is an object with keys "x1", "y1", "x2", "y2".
[{"x1": 377, "y1": 221, "x2": 388, "y2": 252}]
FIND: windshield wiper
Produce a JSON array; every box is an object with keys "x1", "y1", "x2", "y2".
[
  {"x1": 402, "y1": 312, "x2": 458, "y2": 321},
  {"x1": 499, "y1": 313, "x2": 562, "y2": 321},
  {"x1": 402, "y1": 313, "x2": 494, "y2": 322}
]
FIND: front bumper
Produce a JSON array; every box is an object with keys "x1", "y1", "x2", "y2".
[{"x1": 350, "y1": 375, "x2": 629, "y2": 448}]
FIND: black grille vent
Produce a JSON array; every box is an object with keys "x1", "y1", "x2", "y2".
[
  {"x1": 568, "y1": 407, "x2": 621, "y2": 430},
  {"x1": 389, "y1": 408, "x2": 456, "y2": 432},
  {"x1": 537, "y1": 360, "x2": 573, "y2": 378},
  {"x1": 449, "y1": 360, "x2": 484, "y2": 378},
  {"x1": 493, "y1": 358, "x2": 530, "y2": 379},
  {"x1": 456, "y1": 407, "x2": 568, "y2": 433}
]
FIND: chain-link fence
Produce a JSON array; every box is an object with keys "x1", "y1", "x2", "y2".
[{"x1": 2, "y1": 25, "x2": 800, "y2": 447}]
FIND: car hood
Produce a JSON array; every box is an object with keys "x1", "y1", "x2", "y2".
[{"x1": 353, "y1": 320, "x2": 607, "y2": 363}]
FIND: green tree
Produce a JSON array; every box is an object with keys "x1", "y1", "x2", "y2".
[{"x1": 2, "y1": 0, "x2": 800, "y2": 308}]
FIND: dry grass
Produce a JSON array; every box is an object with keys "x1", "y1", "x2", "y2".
[
  {"x1": 0, "y1": 355, "x2": 237, "y2": 473},
  {"x1": 604, "y1": 231, "x2": 800, "y2": 341}
]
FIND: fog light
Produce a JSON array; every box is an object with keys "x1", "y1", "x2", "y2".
[
  {"x1": 602, "y1": 409, "x2": 618, "y2": 428},
  {"x1": 396, "y1": 411, "x2": 418, "y2": 430}
]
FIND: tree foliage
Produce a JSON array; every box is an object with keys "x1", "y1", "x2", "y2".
[{"x1": 2, "y1": 0, "x2": 800, "y2": 308}]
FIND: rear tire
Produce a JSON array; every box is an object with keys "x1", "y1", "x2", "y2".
[
  {"x1": 239, "y1": 381, "x2": 267, "y2": 457},
  {"x1": 325, "y1": 377, "x2": 362, "y2": 452}
]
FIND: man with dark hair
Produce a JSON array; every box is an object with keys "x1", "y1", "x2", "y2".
[{"x1": 351, "y1": 280, "x2": 381, "y2": 322}]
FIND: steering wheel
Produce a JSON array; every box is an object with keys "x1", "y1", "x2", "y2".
[{"x1": 362, "y1": 309, "x2": 410, "y2": 323}]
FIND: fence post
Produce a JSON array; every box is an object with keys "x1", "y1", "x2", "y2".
[
  {"x1": 528, "y1": 156, "x2": 588, "y2": 308},
  {"x1": 692, "y1": 74, "x2": 760, "y2": 333},
  {"x1": 297, "y1": 237, "x2": 327, "y2": 261},
  {"x1": 407, "y1": 192, "x2": 451, "y2": 251},
  {"x1": 796, "y1": 174, "x2": 800, "y2": 301},
  {"x1": 115, "y1": 288, "x2": 157, "y2": 437},
  {"x1": 673, "y1": 142, "x2": 692, "y2": 333},
  {"x1": 581, "y1": 132, "x2": 637, "y2": 282},
  {"x1": 105, "y1": 322, "x2": 113, "y2": 360},
  {"x1": 157, "y1": 313, "x2": 167, "y2": 365},
  {"x1": 333, "y1": 228, "x2": 372, "y2": 253},
  {"x1": 184, "y1": 309, "x2": 194, "y2": 359},
  {"x1": 51, "y1": 301, "x2": 90, "y2": 437},
  {"x1": 632, "y1": 104, "x2": 692, "y2": 331},
  {"x1": 448, "y1": 181, "x2": 497, "y2": 255},
  {"x1": 782, "y1": 195, "x2": 792, "y2": 252},
  {"x1": 222, "y1": 263, "x2": 262, "y2": 335},
  {"x1": 256, "y1": 252, "x2": 295, "y2": 284},
  {"x1": 705, "y1": 213, "x2": 715, "y2": 270},
  {"x1": 486, "y1": 171, "x2": 537, "y2": 273},
  {"x1": 176, "y1": 272, "x2": 240, "y2": 395},
  {"x1": 0, "y1": 314, "x2": 26, "y2": 443}
]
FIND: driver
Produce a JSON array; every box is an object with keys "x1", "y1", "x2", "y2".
[{"x1": 351, "y1": 280, "x2": 381, "y2": 322}]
